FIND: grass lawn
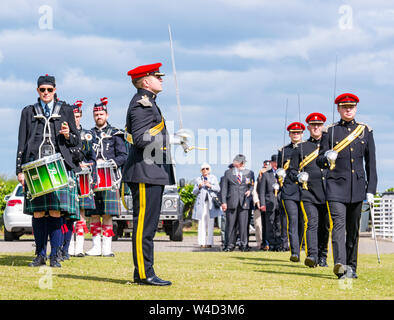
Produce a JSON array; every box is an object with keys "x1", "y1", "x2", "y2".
[{"x1": 0, "y1": 251, "x2": 392, "y2": 300}]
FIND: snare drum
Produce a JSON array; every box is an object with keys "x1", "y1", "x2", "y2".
[
  {"x1": 94, "y1": 162, "x2": 114, "y2": 192},
  {"x1": 76, "y1": 167, "x2": 92, "y2": 198},
  {"x1": 22, "y1": 153, "x2": 69, "y2": 199}
]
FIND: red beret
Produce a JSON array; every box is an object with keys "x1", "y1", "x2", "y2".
[
  {"x1": 287, "y1": 122, "x2": 305, "y2": 132},
  {"x1": 335, "y1": 93, "x2": 359, "y2": 105},
  {"x1": 305, "y1": 112, "x2": 326, "y2": 124},
  {"x1": 127, "y1": 63, "x2": 165, "y2": 80}
]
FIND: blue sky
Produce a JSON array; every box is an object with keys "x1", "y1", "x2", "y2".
[{"x1": 1, "y1": 0, "x2": 393, "y2": 191}]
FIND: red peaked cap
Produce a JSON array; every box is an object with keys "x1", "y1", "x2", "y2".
[
  {"x1": 93, "y1": 97, "x2": 108, "y2": 112},
  {"x1": 305, "y1": 112, "x2": 326, "y2": 124},
  {"x1": 335, "y1": 93, "x2": 359, "y2": 105},
  {"x1": 287, "y1": 122, "x2": 305, "y2": 132},
  {"x1": 72, "y1": 100, "x2": 83, "y2": 113},
  {"x1": 127, "y1": 63, "x2": 165, "y2": 80}
]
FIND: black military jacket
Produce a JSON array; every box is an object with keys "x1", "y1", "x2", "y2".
[
  {"x1": 257, "y1": 169, "x2": 279, "y2": 211},
  {"x1": 277, "y1": 142, "x2": 301, "y2": 201},
  {"x1": 16, "y1": 99, "x2": 80, "y2": 174},
  {"x1": 91, "y1": 123, "x2": 127, "y2": 168},
  {"x1": 288, "y1": 136, "x2": 327, "y2": 204},
  {"x1": 317, "y1": 119, "x2": 377, "y2": 203},
  {"x1": 122, "y1": 88, "x2": 175, "y2": 185},
  {"x1": 220, "y1": 167, "x2": 254, "y2": 210}
]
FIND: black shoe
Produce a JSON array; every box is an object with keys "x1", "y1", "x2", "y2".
[
  {"x1": 304, "y1": 256, "x2": 318, "y2": 268},
  {"x1": 75, "y1": 253, "x2": 85, "y2": 257},
  {"x1": 137, "y1": 276, "x2": 172, "y2": 286},
  {"x1": 62, "y1": 252, "x2": 70, "y2": 261},
  {"x1": 102, "y1": 253, "x2": 115, "y2": 257},
  {"x1": 28, "y1": 255, "x2": 47, "y2": 267},
  {"x1": 50, "y1": 257, "x2": 62, "y2": 268},
  {"x1": 224, "y1": 247, "x2": 234, "y2": 252},
  {"x1": 290, "y1": 254, "x2": 300, "y2": 262},
  {"x1": 240, "y1": 246, "x2": 250, "y2": 252},
  {"x1": 333, "y1": 263, "x2": 349, "y2": 279},
  {"x1": 318, "y1": 257, "x2": 328, "y2": 267}
]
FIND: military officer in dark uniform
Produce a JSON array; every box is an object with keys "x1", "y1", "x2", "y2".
[
  {"x1": 85, "y1": 97, "x2": 127, "y2": 257},
  {"x1": 288, "y1": 113, "x2": 330, "y2": 268},
  {"x1": 277, "y1": 122, "x2": 305, "y2": 262},
  {"x1": 16, "y1": 74, "x2": 80, "y2": 267},
  {"x1": 317, "y1": 93, "x2": 377, "y2": 279},
  {"x1": 220, "y1": 154, "x2": 254, "y2": 252},
  {"x1": 122, "y1": 63, "x2": 175, "y2": 286}
]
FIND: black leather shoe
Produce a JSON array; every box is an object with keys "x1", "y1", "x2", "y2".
[
  {"x1": 28, "y1": 255, "x2": 47, "y2": 267},
  {"x1": 62, "y1": 252, "x2": 70, "y2": 261},
  {"x1": 318, "y1": 257, "x2": 328, "y2": 267},
  {"x1": 333, "y1": 263, "x2": 347, "y2": 278},
  {"x1": 137, "y1": 276, "x2": 172, "y2": 286},
  {"x1": 102, "y1": 253, "x2": 115, "y2": 257},
  {"x1": 75, "y1": 253, "x2": 85, "y2": 257},
  {"x1": 224, "y1": 247, "x2": 234, "y2": 252},
  {"x1": 240, "y1": 246, "x2": 250, "y2": 252},
  {"x1": 290, "y1": 254, "x2": 300, "y2": 262},
  {"x1": 304, "y1": 256, "x2": 318, "y2": 268},
  {"x1": 50, "y1": 257, "x2": 61, "y2": 268}
]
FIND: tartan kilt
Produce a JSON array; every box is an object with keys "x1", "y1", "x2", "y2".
[
  {"x1": 78, "y1": 193, "x2": 96, "y2": 210},
  {"x1": 24, "y1": 170, "x2": 80, "y2": 220},
  {"x1": 84, "y1": 189, "x2": 121, "y2": 217}
]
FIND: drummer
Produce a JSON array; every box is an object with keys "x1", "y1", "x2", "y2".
[
  {"x1": 61, "y1": 100, "x2": 97, "y2": 258},
  {"x1": 84, "y1": 97, "x2": 127, "y2": 257},
  {"x1": 16, "y1": 74, "x2": 81, "y2": 268}
]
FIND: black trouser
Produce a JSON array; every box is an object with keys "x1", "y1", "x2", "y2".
[
  {"x1": 264, "y1": 208, "x2": 281, "y2": 248},
  {"x1": 282, "y1": 199, "x2": 304, "y2": 257},
  {"x1": 226, "y1": 205, "x2": 249, "y2": 249},
  {"x1": 128, "y1": 182, "x2": 164, "y2": 280},
  {"x1": 300, "y1": 201, "x2": 329, "y2": 261},
  {"x1": 327, "y1": 201, "x2": 362, "y2": 272},
  {"x1": 278, "y1": 201, "x2": 289, "y2": 250}
]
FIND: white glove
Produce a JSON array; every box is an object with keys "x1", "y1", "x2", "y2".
[
  {"x1": 276, "y1": 168, "x2": 286, "y2": 179},
  {"x1": 170, "y1": 129, "x2": 192, "y2": 145},
  {"x1": 324, "y1": 150, "x2": 338, "y2": 162},
  {"x1": 272, "y1": 183, "x2": 280, "y2": 191},
  {"x1": 297, "y1": 172, "x2": 309, "y2": 183},
  {"x1": 169, "y1": 134, "x2": 181, "y2": 145},
  {"x1": 366, "y1": 193, "x2": 374, "y2": 204},
  {"x1": 107, "y1": 159, "x2": 117, "y2": 169}
]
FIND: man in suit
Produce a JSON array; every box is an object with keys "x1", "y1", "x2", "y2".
[
  {"x1": 258, "y1": 155, "x2": 281, "y2": 251},
  {"x1": 122, "y1": 63, "x2": 175, "y2": 286},
  {"x1": 288, "y1": 113, "x2": 330, "y2": 268},
  {"x1": 221, "y1": 154, "x2": 254, "y2": 252},
  {"x1": 16, "y1": 74, "x2": 80, "y2": 267},
  {"x1": 317, "y1": 93, "x2": 377, "y2": 279},
  {"x1": 277, "y1": 122, "x2": 305, "y2": 262}
]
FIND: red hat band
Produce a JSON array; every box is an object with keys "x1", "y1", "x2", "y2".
[
  {"x1": 306, "y1": 112, "x2": 326, "y2": 124},
  {"x1": 335, "y1": 93, "x2": 359, "y2": 105}
]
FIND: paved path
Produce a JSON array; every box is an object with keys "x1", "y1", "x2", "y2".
[{"x1": 0, "y1": 233, "x2": 393, "y2": 254}]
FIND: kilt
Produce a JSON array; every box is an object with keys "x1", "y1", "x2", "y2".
[
  {"x1": 24, "y1": 170, "x2": 80, "y2": 220},
  {"x1": 79, "y1": 193, "x2": 96, "y2": 210},
  {"x1": 84, "y1": 189, "x2": 121, "y2": 217}
]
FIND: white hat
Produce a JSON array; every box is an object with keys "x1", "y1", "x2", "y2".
[{"x1": 200, "y1": 162, "x2": 211, "y2": 170}]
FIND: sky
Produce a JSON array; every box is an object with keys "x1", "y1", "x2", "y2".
[{"x1": 1, "y1": 0, "x2": 393, "y2": 191}]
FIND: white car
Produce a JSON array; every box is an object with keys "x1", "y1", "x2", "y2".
[{"x1": 3, "y1": 183, "x2": 32, "y2": 241}]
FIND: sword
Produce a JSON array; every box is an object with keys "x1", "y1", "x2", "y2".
[
  {"x1": 369, "y1": 201, "x2": 381, "y2": 264},
  {"x1": 276, "y1": 99, "x2": 288, "y2": 187},
  {"x1": 328, "y1": 55, "x2": 338, "y2": 170},
  {"x1": 168, "y1": 24, "x2": 207, "y2": 153},
  {"x1": 297, "y1": 94, "x2": 308, "y2": 190}
]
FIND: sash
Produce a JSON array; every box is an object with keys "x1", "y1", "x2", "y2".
[
  {"x1": 125, "y1": 117, "x2": 165, "y2": 145},
  {"x1": 299, "y1": 147, "x2": 319, "y2": 171},
  {"x1": 333, "y1": 124, "x2": 365, "y2": 154}
]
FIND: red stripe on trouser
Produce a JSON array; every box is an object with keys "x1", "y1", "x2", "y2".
[{"x1": 102, "y1": 224, "x2": 115, "y2": 237}]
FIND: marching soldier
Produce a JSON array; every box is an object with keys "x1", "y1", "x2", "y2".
[
  {"x1": 277, "y1": 122, "x2": 305, "y2": 261},
  {"x1": 85, "y1": 97, "x2": 127, "y2": 257},
  {"x1": 63, "y1": 100, "x2": 97, "y2": 258},
  {"x1": 288, "y1": 113, "x2": 330, "y2": 268},
  {"x1": 122, "y1": 63, "x2": 175, "y2": 286},
  {"x1": 317, "y1": 93, "x2": 377, "y2": 279},
  {"x1": 16, "y1": 74, "x2": 80, "y2": 267}
]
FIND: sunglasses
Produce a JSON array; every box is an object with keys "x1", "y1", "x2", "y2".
[
  {"x1": 39, "y1": 87, "x2": 54, "y2": 93},
  {"x1": 202, "y1": 168, "x2": 210, "y2": 171}
]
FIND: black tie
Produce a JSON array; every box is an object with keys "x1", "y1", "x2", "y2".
[{"x1": 44, "y1": 104, "x2": 50, "y2": 118}]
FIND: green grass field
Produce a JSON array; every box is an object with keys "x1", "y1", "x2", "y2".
[{"x1": 0, "y1": 251, "x2": 392, "y2": 300}]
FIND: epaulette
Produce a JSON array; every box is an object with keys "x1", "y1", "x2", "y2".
[
  {"x1": 136, "y1": 94, "x2": 152, "y2": 107},
  {"x1": 357, "y1": 121, "x2": 373, "y2": 132}
]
